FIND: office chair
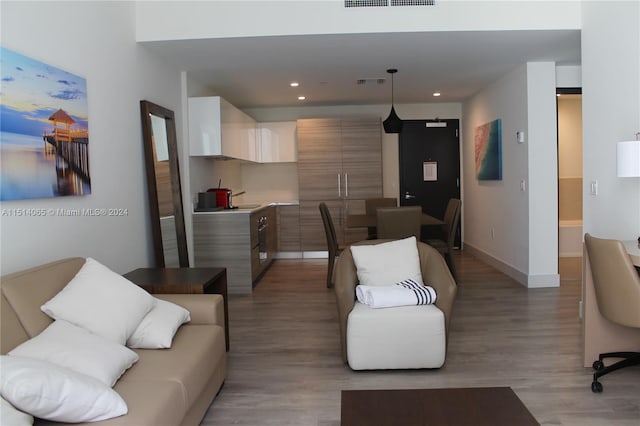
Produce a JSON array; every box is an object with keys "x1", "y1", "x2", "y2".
[{"x1": 584, "y1": 233, "x2": 640, "y2": 393}]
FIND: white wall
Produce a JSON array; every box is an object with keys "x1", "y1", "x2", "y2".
[
  {"x1": 581, "y1": 1, "x2": 640, "y2": 241},
  {"x1": 0, "y1": 2, "x2": 183, "y2": 275},
  {"x1": 462, "y1": 62, "x2": 559, "y2": 287},
  {"x1": 526, "y1": 62, "x2": 559, "y2": 285},
  {"x1": 136, "y1": 1, "x2": 581, "y2": 41}
]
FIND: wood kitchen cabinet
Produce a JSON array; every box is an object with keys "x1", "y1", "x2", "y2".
[
  {"x1": 277, "y1": 204, "x2": 301, "y2": 253},
  {"x1": 297, "y1": 117, "x2": 382, "y2": 251},
  {"x1": 193, "y1": 205, "x2": 276, "y2": 294}
]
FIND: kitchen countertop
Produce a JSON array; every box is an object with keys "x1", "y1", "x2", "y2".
[{"x1": 192, "y1": 201, "x2": 298, "y2": 214}]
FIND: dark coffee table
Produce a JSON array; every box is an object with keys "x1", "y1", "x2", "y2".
[{"x1": 341, "y1": 387, "x2": 539, "y2": 426}]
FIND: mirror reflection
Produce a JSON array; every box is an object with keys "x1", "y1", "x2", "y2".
[{"x1": 140, "y1": 100, "x2": 188, "y2": 267}]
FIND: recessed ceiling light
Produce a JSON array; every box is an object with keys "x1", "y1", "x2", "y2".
[
  {"x1": 298, "y1": 96, "x2": 306, "y2": 100},
  {"x1": 433, "y1": 92, "x2": 441, "y2": 97},
  {"x1": 290, "y1": 82, "x2": 299, "y2": 87}
]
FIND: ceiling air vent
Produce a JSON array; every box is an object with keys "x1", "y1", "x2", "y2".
[
  {"x1": 391, "y1": 0, "x2": 435, "y2": 5},
  {"x1": 345, "y1": 0, "x2": 434, "y2": 7},
  {"x1": 357, "y1": 78, "x2": 386, "y2": 85},
  {"x1": 345, "y1": 0, "x2": 387, "y2": 7}
]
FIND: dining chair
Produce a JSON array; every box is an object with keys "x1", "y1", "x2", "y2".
[
  {"x1": 364, "y1": 198, "x2": 397, "y2": 239},
  {"x1": 376, "y1": 206, "x2": 422, "y2": 240},
  {"x1": 584, "y1": 233, "x2": 640, "y2": 393},
  {"x1": 425, "y1": 198, "x2": 461, "y2": 280},
  {"x1": 319, "y1": 202, "x2": 345, "y2": 288}
]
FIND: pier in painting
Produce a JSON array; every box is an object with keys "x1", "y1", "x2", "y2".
[{"x1": 43, "y1": 108, "x2": 90, "y2": 184}]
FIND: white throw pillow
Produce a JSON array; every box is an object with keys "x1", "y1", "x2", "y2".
[
  {"x1": 0, "y1": 356, "x2": 127, "y2": 423},
  {"x1": 127, "y1": 298, "x2": 191, "y2": 349},
  {"x1": 41, "y1": 257, "x2": 156, "y2": 345},
  {"x1": 8, "y1": 320, "x2": 138, "y2": 387},
  {"x1": 1, "y1": 396, "x2": 33, "y2": 426},
  {"x1": 349, "y1": 236, "x2": 424, "y2": 286}
]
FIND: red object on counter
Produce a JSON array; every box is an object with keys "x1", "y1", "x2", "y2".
[{"x1": 207, "y1": 188, "x2": 232, "y2": 209}]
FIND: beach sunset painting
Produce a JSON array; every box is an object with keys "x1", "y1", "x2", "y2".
[
  {"x1": 474, "y1": 119, "x2": 502, "y2": 180},
  {"x1": 1, "y1": 47, "x2": 90, "y2": 201}
]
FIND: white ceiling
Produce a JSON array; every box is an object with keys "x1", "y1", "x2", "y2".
[{"x1": 141, "y1": 29, "x2": 581, "y2": 109}]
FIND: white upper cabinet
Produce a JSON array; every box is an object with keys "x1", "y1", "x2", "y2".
[
  {"x1": 188, "y1": 96, "x2": 257, "y2": 162},
  {"x1": 257, "y1": 121, "x2": 297, "y2": 163}
]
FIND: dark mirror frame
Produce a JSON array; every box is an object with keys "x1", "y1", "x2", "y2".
[{"x1": 140, "y1": 100, "x2": 189, "y2": 267}]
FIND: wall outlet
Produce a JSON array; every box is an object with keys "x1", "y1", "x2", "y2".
[
  {"x1": 590, "y1": 180, "x2": 598, "y2": 196},
  {"x1": 516, "y1": 131, "x2": 525, "y2": 144}
]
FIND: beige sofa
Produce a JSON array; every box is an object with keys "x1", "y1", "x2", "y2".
[{"x1": 1, "y1": 257, "x2": 226, "y2": 426}]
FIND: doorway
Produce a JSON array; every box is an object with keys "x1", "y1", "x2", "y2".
[
  {"x1": 399, "y1": 119, "x2": 461, "y2": 245},
  {"x1": 556, "y1": 89, "x2": 583, "y2": 282}
]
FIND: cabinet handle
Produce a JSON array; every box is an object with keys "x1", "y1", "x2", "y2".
[
  {"x1": 344, "y1": 173, "x2": 349, "y2": 198},
  {"x1": 337, "y1": 173, "x2": 341, "y2": 198}
]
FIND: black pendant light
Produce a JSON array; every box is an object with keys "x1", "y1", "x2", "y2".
[{"x1": 383, "y1": 68, "x2": 403, "y2": 134}]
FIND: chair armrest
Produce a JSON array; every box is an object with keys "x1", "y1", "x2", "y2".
[
  {"x1": 154, "y1": 294, "x2": 225, "y2": 328},
  {"x1": 418, "y1": 243, "x2": 457, "y2": 339}
]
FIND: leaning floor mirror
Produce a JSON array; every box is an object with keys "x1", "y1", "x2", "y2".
[{"x1": 140, "y1": 100, "x2": 189, "y2": 267}]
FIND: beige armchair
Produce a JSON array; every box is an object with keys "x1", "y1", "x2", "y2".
[{"x1": 334, "y1": 239, "x2": 457, "y2": 370}]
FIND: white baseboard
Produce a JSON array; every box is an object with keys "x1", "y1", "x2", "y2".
[
  {"x1": 559, "y1": 252, "x2": 582, "y2": 258},
  {"x1": 463, "y1": 243, "x2": 559, "y2": 288},
  {"x1": 274, "y1": 252, "x2": 304, "y2": 259},
  {"x1": 274, "y1": 251, "x2": 329, "y2": 259}
]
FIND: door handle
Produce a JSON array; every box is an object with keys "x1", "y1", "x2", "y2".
[
  {"x1": 404, "y1": 191, "x2": 416, "y2": 200},
  {"x1": 337, "y1": 174, "x2": 341, "y2": 198},
  {"x1": 344, "y1": 173, "x2": 348, "y2": 198}
]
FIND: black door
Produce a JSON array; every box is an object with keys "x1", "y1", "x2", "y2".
[{"x1": 399, "y1": 119, "x2": 460, "y2": 244}]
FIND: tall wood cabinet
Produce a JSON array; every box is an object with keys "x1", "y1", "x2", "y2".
[{"x1": 297, "y1": 117, "x2": 382, "y2": 251}]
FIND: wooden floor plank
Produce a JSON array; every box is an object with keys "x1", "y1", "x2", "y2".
[{"x1": 201, "y1": 251, "x2": 640, "y2": 426}]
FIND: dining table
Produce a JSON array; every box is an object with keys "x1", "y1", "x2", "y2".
[{"x1": 346, "y1": 212, "x2": 445, "y2": 228}]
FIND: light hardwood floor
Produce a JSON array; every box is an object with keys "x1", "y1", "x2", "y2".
[{"x1": 202, "y1": 251, "x2": 640, "y2": 426}]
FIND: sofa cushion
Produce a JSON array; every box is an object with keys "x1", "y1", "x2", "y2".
[
  {"x1": 0, "y1": 356, "x2": 127, "y2": 423},
  {"x1": 8, "y1": 320, "x2": 138, "y2": 387},
  {"x1": 349, "y1": 236, "x2": 423, "y2": 286},
  {"x1": 122, "y1": 324, "x2": 225, "y2": 409},
  {"x1": 127, "y1": 298, "x2": 191, "y2": 349},
  {"x1": 105, "y1": 379, "x2": 186, "y2": 426},
  {"x1": 1, "y1": 258, "x2": 85, "y2": 342},
  {"x1": 41, "y1": 258, "x2": 156, "y2": 345},
  {"x1": 346, "y1": 302, "x2": 445, "y2": 370}
]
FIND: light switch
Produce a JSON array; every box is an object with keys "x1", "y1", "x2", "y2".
[
  {"x1": 590, "y1": 180, "x2": 598, "y2": 196},
  {"x1": 520, "y1": 179, "x2": 526, "y2": 192},
  {"x1": 516, "y1": 131, "x2": 525, "y2": 144}
]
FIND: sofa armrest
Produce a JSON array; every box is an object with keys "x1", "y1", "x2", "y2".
[{"x1": 154, "y1": 294, "x2": 224, "y2": 328}]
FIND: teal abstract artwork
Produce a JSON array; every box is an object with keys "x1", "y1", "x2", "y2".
[{"x1": 474, "y1": 119, "x2": 502, "y2": 180}]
